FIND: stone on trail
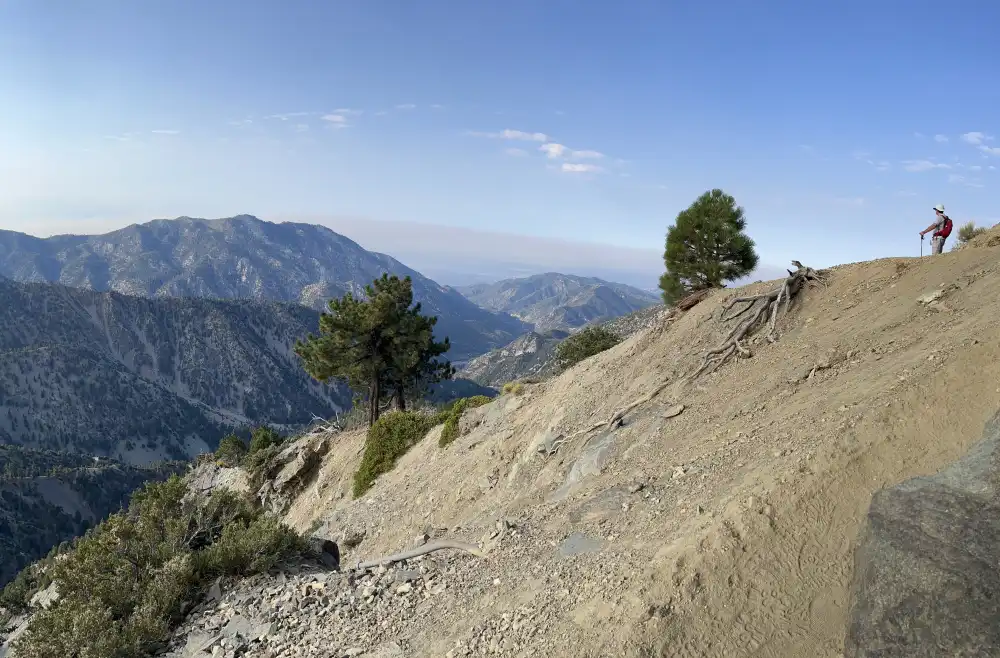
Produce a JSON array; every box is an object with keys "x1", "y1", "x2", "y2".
[{"x1": 844, "y1": 409, "x2": 1000, "y2": 657}]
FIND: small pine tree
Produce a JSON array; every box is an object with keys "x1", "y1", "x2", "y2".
[
  {"x1": 214, "y1": 434, "x2": 247, "y2": 466},
  {"x1": 659, "y1": 189, "x2": 760, "y2": 305},
  {"x1": 554, "y1": 326, "x2": 621, "y2": 371},
  {"x1": 295, "y1": 274, "x2": 452, "y2": 426}
]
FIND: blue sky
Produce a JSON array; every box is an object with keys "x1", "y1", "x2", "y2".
[{"x1": 1, "y1": 0, "x2": 998, "y2": 287}]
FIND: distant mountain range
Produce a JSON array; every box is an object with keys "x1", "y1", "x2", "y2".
[
  {"x1": 459, "y1": 304, "x2": 671, "y2": 387},
  {"x1": 459, "y1": 330, "x2": 569, "y2": 387},
  {"x1": 0, "y1": 276, "x2": 347, "y2": 463},
  {"x1": 0, "y1": 215, "x2": 529, "y2": 364},
  {"x1": 457, "y1": 272, "x2": 660, "y2": 333}
]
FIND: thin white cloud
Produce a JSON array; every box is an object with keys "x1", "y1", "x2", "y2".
[
  {"x1": 961, "y1": 132, "x2": 994, "y2": 145},
  {"x1": 504, "y1": 148, "x2": 528, "y2": 157},
  {"x1": 914, "y1": 132, "x2": 926, "y2": 139},
  {"x1": 374, "y1": 111, "x2": 388, "y2": 117},
  {"x1": 430, "y1": 104, "x2": 446, "y2": 110},
  {"x1": 469, "y1": 129, "x2": 550, "y2": 142},
  {"x1": 934, "y1": 134, "x2": 949, "y2": 143},
  {"x1": 228, "y1": 119, "x2": 253, "y2": 127},
  {"x1": 980, "y1": 145, "x2": 1000, "y2": 156},
  {"x1": 150, "y1": 129, "x2": 179, "y2": 135},
  {"x1": 333, "y1": 108, "x2": 363, "y2": 116},
  {"x1": 948, "y1": 173, "x2": 984, "y2": 188},
  {"x1": 967, "y1": 164, "x2": 982, "y2": 171},
  {"x1": 295, "y1": 123, "x2": 309, "y2": 133},
  {"x1": 561, "y1": 163, "x2": 603, "y2": 173},
  {"x1": 539, "y1": 143, "x2": 567, "y2": 159},
  {"x1": 855, "y1": 151, "x2": 889, "y2": 171},
  {"x1": 395, "y1": 103, "x2": 416, "y2": 110},
  {"x1": 833, "y1": 196, "x2": 865, "y2": 207},
  {"x1": 266, "y1": 112, "x2": 314, "y2": 121},
  {"x1": 320, "y1": 114, "x2": 351, "y2": 129},
  {"x1": 902, "y1": 159, "x2": 952, "y2": 172},
  {"x1": 570, "y1": 149, "x2": 604, "y2": 160}
]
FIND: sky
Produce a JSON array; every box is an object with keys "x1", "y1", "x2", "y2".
[{"x1": 1, "y1": 0, "x2": 998, "y2": 288}]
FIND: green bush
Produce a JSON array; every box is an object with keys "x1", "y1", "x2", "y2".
[
  {"x1": 214, "y1": 433, "x2": 247, "y2": 467},
  {"x1": 554, "y1": 326, "x2": 622, "y2": 371},
  {"x1": 353, "y1": 411, "x2": 440, "y2": 498},
  {"x1": 438, "y1": 395, "x2": 492, "y2": 448},
  {"x1": 957, "y1": 221, "x2": 988, "y2": 244},
  {"x1": 241, "y1": 442, "x2": 283, "y2": 492},
  {"x1": 9, "y1": 475, "x2": 307, "y2": 658},
  {"x1": 247, "y1": 426, "x2": 282, "y2": 455},
  {"x1": 502, "y1": 381, "x2": 524, "y2": 396}
]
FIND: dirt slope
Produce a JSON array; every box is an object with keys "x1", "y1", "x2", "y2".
[{"x1": 275, "y1": 235, "x2": 1000, "y2": 657}]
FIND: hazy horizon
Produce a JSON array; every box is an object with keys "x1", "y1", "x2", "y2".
[{"x1": 1, "y1": 212, "x2": 793, "y2": 291}]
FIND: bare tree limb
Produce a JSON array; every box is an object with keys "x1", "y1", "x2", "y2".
[{"x1": 351, "y1": 540, "x2": 485, "y2": 571}]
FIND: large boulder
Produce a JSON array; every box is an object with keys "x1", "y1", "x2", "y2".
[
  {"x1": 256, "y1": 435, "x2": 331, "y2": 514},
  {"x1": 845, "y1": 409, "x2": 1000, "y2": 656}
]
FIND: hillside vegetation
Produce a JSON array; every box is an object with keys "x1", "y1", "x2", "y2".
[
  {"x1": 5, "y1": 200, "x2": 1000, "y2": 657},
  {"x1": 0, "y1": 277, "x2": 345, "y2": 462},
  {"x1": 0, "y1": 445, "x2": 185, "y2": 589}
]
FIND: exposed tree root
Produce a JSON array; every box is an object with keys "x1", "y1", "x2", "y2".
[
  {"x1": 689, "y1": 262, "x2": 827, "y2": 380},
  {"x1": 351, "y1": 539, "x2": 485, "y2": 571}
]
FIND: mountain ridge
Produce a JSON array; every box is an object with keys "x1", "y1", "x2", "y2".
[
  {"x1": 0, "y1": 215, "x2": 530, "y2": 364},
  {"x1": 456, "y1": 271, "x2": 660, "y2": 333},
  {"x1": 0, "y1": 276, "x2": 347, "y2": 463}
]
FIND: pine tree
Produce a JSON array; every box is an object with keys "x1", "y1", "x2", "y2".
[
  {"x1": 659, "y1": 189, "x2": 759, "y2": 305},
  {"x1": 294, "y1": 274, "x2": 453, "y2": 425}
]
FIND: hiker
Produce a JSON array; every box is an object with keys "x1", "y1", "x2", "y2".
[{"x1": 920, "y1": 204, "x2": 953, "y2": 255}]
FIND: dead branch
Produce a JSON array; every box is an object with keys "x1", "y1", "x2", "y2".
[
  {"x1": 674, "y1": 288, "x2": 713, "y2": 311},
  {"x1": 690, "y1": 262, "x2": 827, "y2": 380},
  {"x1": 351, "y1": 539, "x2": 485, "y2": 571},
  {"x1": 547, "y1": 379, "x2": 673, "y2": 456}
]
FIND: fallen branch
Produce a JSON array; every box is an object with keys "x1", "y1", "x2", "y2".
[
  {"x1": 351, "y1": 539, "x2": 485, "y2": 571},
  {"x1": 690, "y1": 262, "x2": 827, "y2": 380},
  {"x1": 547, "y1": 379, "x2": 673, "y2": 456},
  {"x1": 674, "y1": 288, "x2": 713, "y2": 311}
]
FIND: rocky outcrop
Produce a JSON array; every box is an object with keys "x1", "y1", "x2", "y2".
[
  {"x1": 256, "y1": 435, "x2": 332, "y2": 515},
  {"x1": 844, "y1": 409, "x2": 1000, "y2": 657}
]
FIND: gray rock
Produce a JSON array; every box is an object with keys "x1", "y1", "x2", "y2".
[
  {"x1": 548, "y1": 426, "x2": 620, "y2": 502},
  {"x1": 394, "y1": 569, "x2": 420, "y2": 584},
  {"x1": 206, "y1": 579, "x2": 223, "y2": 603},
  {"x1": 844, "y1": 409, "x2": 1000, "y2": 657},
  {"x1": 307, "y1": 536, "x2": 341, "y2": 569},
  {"x1": 222, "y1": 614, "x2": 253, "y2": 640},
  {"x1": 341, "y1": 526, "x2": 367, "y2": 549},
  {"x1": 558, "y1": 532, "x2": 605, "y2": 558}
]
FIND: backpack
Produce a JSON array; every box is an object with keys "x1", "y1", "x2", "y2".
[{"x1": 938, "y1": 216, "x2": 953, "y2": 239}]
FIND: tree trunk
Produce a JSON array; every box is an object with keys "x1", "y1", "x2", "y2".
[
  {"x1": 368, "y1": 377, "x2": 381, "y2": 426},
  {"x1": 394, "y1": 386, "x2": 406, "y2": 412}
]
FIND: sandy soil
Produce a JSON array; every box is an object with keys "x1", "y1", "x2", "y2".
[{"x1": 277, "y1": 229, "x2": 1000, "y2": 657}]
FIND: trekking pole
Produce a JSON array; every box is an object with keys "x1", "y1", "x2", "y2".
[{"x1": 920, "y1": 235, "x2": 924, "y2": 257}]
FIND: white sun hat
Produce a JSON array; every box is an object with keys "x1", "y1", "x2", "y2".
[{"x1": 933, "y1": 204, "x2": 945, "y2": 212}]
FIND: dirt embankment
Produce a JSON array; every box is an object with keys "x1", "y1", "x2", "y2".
[{"x1": 263, "y1": 234, "x2": 1000, "y2": 657}]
